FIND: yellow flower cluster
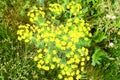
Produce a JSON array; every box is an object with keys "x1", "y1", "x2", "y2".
[
  {"x1": 27, "y1": 6, "x2": 45, "y2": 22},
  {"x1": 17, "y1": 1, "x2": 92, "y2": 80},
  {"x1": 67, "y1": 1, "x2": 82, "y2": 16},
  {"x1": 17, "y1": 24, "x2": 35, "y2": 42},
  {"x1": 49, "y1": 3, "x2": 64, "y2": 15}
]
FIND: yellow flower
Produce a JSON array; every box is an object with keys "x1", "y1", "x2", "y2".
[
  {"x1": 25, "y1": 39, "x2": 29, "y2": 43},
  {"x1": 76, "y1": 70, "x2": 80, "y2": 75},
  {"x1": 84, "y1": 37, "x2": 88, "y2": 41},
  {"x1": 34, "y1": 56, "x2": 38, "y2": 61},
  {"x1": 76, "y1": 74, "x2": 82, "y2": 80},
  {"x1": 81, "y1": 62, "x2": 85, "y2": 66},
  {"x1": 86, "y1": 56, "x2": 90, "y2": 61},
  {"x1": 68, "y1": 77, "x2": 74, "y2": 80},
  {"x1": 71, "y1": 45, "x2": 76, "y2": 51},
  {"x1": 46, "y1": 20, "x2": 51, "y2": 24},
  {"x1": 81, "y1": 67, "x2": 84, "y2": 72},
  {"x1": 46, "y1": 54, "x2": 51, "y2": 59},
  {"x1": 61, "y1": 70, "x2": 66, "y2": 75},
  {"x1": 44, "y1": 38, "x2": 49, "y2": 42},
  {"x1": 61, "y1": 47, "x2": 66, "y2": 50},
  {"x1": 30, "y1": 18, "x2": 34, "y2": 22},
  {"x1": 81, "y1": 57, "x2": 85, "y2": 61},
  {"x1": 37, "y1": 64, "x2": 42, "y2": 69},
  {"x1": 89, "y1": 33, "x2": 92, "y2": 37},
  {"x1": 38, "y1": 60, "x2": 44, "y2": 64},
  {"x1": 18, "y1": 36, "x2": 22, "y2": 41},
  {"x1": 17, "y1": 30, "x2": 23, "y2": 35},
  {"x1": 42, "y1": 66, "x2": 49, "y2": 71},
  {"x1": 56, "y1": 58, "x2": 60, "y2": 63},
  {"x1": 71, "y1": 64, "x2": 77, "y2": 69},
  {"x1": 52, "y1": 50, "x2": 57, "y2": 55},
  {"x1": 75, "y1": 59, "x2": 80, "y2": 64},
  {"x1": 67, "y1": 42, "x2": 73, "y2": 48},
  {"x1": 74, "y1": 17, "x2": 79, "y2": 24},
  {"x1": 66, "y1": 53, "x2": 71, "y2": 58},
  {"x1": 60, "y1": 64, "x2": 65, "y2": 69},
  {"x1": 62, "y1": 35, "x2": 68, "y2": 41},
  {"x1": 51, "y1": 16, "x2": 55, "y2": 20},
  {"x1": 30, "y1": 13, "x2": 34, "y2": 17},
  {"x1": 71, "y1": 71, "x2": 75, "y2": 76},
  {"x1": 38, "y1": 54, "x2": 42, "y2": 58},
  {"x1": 44, "y1": 48, "x2": 48, "y2": 53},
  {"x1": 37, "y1": 49, "x2": 42, "y2": 53},
  {"x1": 58, "y1": 74, "x2": 63, "y2": 79},
  {"x1": 66, "y1": 71, "x2": 70, "y2": 76},
  {"x1": 74, "y1": 54, "x2": 79, "y2": 59},
  {"x1": 64, "y1": 66, "x2": 68, "y2": 71},
  {"x1": 61, "y1": 41, "x2": 67, "y2": 46},
  {"x1": 64, "y1": 78, "x2": 68, "y2": 80},
  {"x1": 45, "y1": 59, "x2": 49, "y2": 64},
  {"x1": 51, "y1": 64, "x2": 55, "y2": 69},
  {"x1": 82, "y1": 47, "x2": 85, "y2": 51},
  {"x1": 70, "y1": 52, "x2": 74, "y2": 55},
  {"x1": 69, "y1": 58, "x2": 74, "y2": 64},
  {"x1": 52, "y1": 57, "x2": 57, "y2": 62},
  {"x1": 33, "y1": 16, "x2": 38, "y2": 21}
]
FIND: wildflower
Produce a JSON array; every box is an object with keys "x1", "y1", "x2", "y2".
[
  {"x1": 34, "y1": 56, "x2": 38, "y2": 61},
  {"x1": 44, "y1": 48, "x2": 48, "y2": 53},
  {"x1": 86, "y1": 56, "x2": 90, "y2": 61},
  {"x1": 38, "y1": 54, "x2": 42, "y2": 58},
  {"x1": 58, "y1": 74, "x2": 63, "y2": 79},
  {"x1": 42, "y1": 66, "x2": 49, "y2": 71},
  {"x1": 52, "y1": 57, "x2": 57, "y2": 62},
  {"x1": 17, "y1": 2, "x2": 92, "y2": 79},
  {"x1": 66, "y1": 53, "x2": 71, "y2": 58},
  {"x1": 109, "y1": 42, "x2": 114, "y2": 47},
  {"x1": 37, "y1": 64, "x2": 42, "y2": 69},
  {"x1": 75, "y1": 58, "x2": 80, "y2": 64},
  {"x1": 71, "y1": 71, "x2": 75, "y2": 76},
  {"x1": 52, "y1": 50, "x2": 57, "y2": 55},
  {"x1": 37, "y1": 49, "x2": 42, "y2": 53},
  {"x1": 61, "y1": 70, "x2": 66, "y2": 75},
  {"x1": 76, "y1": 69, "x2": 80, "y2": 75},
  {"x1": 18, "y1": 36, "x2": 22, "y2": 41},
  {"x1": 76, "y1": 74, "x2": 82, "y2": 80},
  {"x1": 51, "y1": 64, "x2": 55, "y2": 69},
  {"x1": 81, "y1": 67, "x2": 84, "y2": 71},
  {"x1": 106, "y1": 14, "x2": 111, "y2": 19},
  {"x1": 38, "y1": 60, "x2": 44, "y2": 64},
  {"x1": 68, "y1": 77, "x2": 74, "y2": 80},
  {"x1": 81, "y1": 57, "x2": 85, "y2": 61},
  {"x1": 106, "y1": 14, "x2": 116, "y2": 20},
  {"x1": 81, "y1": 62, "x2": 85, "y2": 66},
  {"x1": 64, "y1": 78, "x2": 68, "y2": 80}
]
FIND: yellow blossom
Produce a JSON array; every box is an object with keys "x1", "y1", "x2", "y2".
[
  {"x1": 58, "y1": 74, "x2": 63, "y2": 79},
  {"x1": 34, "y1": 56, "x2": 38, "y2": 61},
  {"x1": 51, "y1": 64, "x2": 55, "y2": 69},
  {"x1": 52, "y1": 50, "x2": 57, "y2": 55}
]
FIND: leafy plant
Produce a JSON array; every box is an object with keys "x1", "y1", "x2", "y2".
[
  {"x1": 17, "y1": 1, "x2": 92, "y2": 80},
  {"x1": 91, "y1": 47, "x2": 105, "y2": 66}
]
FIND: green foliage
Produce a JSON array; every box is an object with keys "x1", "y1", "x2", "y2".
[
  {"x1": 91, "y1": 47, "x2": 105, "y2": 66},
  {"x1": 92, "y1": 30, "x2": 107, "y2": 43}
]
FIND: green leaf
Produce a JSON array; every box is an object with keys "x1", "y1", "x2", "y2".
[
  {"x1": 93, "y1": 30, "x2": 107, "y2": 43},
  {"x1": 82, "y1": 7, "x2": 88, "y2": 14},
  {"x1": 37, "y1": 0, "x2": 45, "y2": 6},
  {"x1": 91, "y1": 47, "x2": 105, "y2": 66},
  {"x1": 64, "y1": 0, "x2": 69, "y2": 5}
]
